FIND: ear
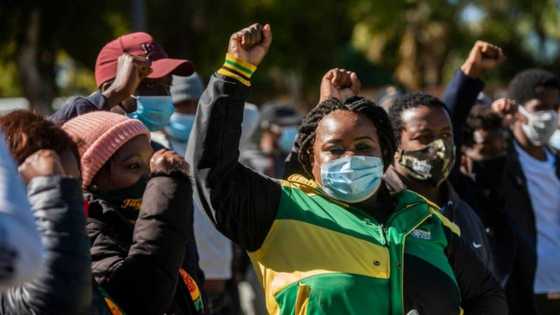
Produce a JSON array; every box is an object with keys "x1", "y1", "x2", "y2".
[{"x1": 393, "y1": 147, "x2": 401, "y2": 163}]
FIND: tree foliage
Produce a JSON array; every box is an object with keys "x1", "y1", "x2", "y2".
[{"x1": 0, "y1": 0, "x2": 558, "y2": 111}]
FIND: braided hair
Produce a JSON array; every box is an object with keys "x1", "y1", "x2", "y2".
[{"x1": 294, "y1": 96, "x2": 396, "y2": 178}]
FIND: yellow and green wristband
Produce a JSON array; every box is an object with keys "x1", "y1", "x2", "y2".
[{"x1": 217, "y1": 53, "x2": 257, "y2": 87}]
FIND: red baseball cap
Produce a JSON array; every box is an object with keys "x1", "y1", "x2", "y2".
[{"x1": 94, "y1": 32, "x2": 194, "y2": 87}]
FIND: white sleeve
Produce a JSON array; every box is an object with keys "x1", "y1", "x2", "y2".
[
  {"x1": 0, "y1": 133, "x2": 44, "y2": 290},
  {"x1": 193, "y1": 202, "x2": 233, "y2": 280}
]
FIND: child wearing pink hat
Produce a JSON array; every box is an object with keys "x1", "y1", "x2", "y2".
[{"x1": 63, "y1": 111, "x2": 204, "y2": 315}]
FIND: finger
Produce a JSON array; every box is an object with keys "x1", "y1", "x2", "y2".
[
  {"x1": 245, "y1": 27, "x2": 255, "y2": 47},
  {"x1": 332, "y1": 70, "x2": 343, "y2": 87},
  {"x1": 340, "y1": 72, "x2": 351, "y2": 88},
  {"x1": 323, "y1": 69, "x2": 336, "y2": 81},
  {"x1": 249, "y1": 25, "x2": 260, "y2": 46},
  {"x1": 151, "y1": 149, "x2": 167, "y2": 161},
  {"x1": 231, "y1": 32, "x2": 244, "y2": 48},
  {"x1": 254, "y1": 23, "x2": 263, "y2": 44},
  {"x1": 261, "y1": 24, "x2": 272, "y2": 49},
  {"x1": 350, "y1": 72, "x2": 361, "y2": 94}
]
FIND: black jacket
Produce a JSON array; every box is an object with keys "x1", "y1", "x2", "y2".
[
  {"x1": 0, "y1": 176, "x2": 92, "y2": 315},
  {"x1": 442, "y1": 70, "x2": 540, "y2": 314},
  {"x1": 186, "y1": 73, "x2": 507, "y2": 314},
  {"x1": 87, "y1": 174, "x2": 203, "y2": 315},
  {"x1": 501, "y1": 140, "x2": 560, "y2": 315},
  {"x1": 384, "y1": 166, "x2": 495, "y2": 272}
]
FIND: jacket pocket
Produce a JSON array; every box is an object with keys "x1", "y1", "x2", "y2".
[{"x1": 294, "y1": 283, "x2": 310, "y2": 315}]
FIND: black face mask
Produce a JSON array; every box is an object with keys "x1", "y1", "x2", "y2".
[
  {"x1": 93, "y1": 176, "x2": 149, "y2": 220},
  {"x1": 470, "y1": 155, "x2": 506, "y2": 192},
  {"x1": 398, "y1": 139, "x2": 455, "y2": 187}
]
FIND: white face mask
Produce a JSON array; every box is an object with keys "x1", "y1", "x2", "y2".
[
  {"x1": 519, "y1": 106, "x2": 558, "y2": 146},
  {"x1": 549, "y1": 129, "x2": 560, "y2": 151}
]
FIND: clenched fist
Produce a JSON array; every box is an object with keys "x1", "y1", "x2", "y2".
[
  {"x1": 461, "y1": 41, "x2": 505, "y2": 78},
  {"x1": 227, "y1": 23, "x2": 272, "y2": 67},
  {"x1": 103, "y1": 54, "x2": 152, "y2": 111},
  {"x1": 319, "y1": 68, "x2": 361, "y2": 103},
  {"x1": 150, "y1": 149, "x2": 190, "y2": 177},
  {"x1": 18, "y1": 150, "x2": 65, "y2": 184}
]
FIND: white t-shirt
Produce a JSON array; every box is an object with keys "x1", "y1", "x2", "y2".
[
  {"x1": 515, "y1": 143, "x2": 560, "y2": 293},
  {"x1": 193, "y1": 203, "x2": 233, "y2": 280},
  {"x1": 166, "y1": 136, "x2": 233, "y2": 280}
]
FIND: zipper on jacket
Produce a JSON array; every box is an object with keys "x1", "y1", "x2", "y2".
[
  {"x1": 377, "y1": 224, "x2": 386, "y2": 245},
  {"x1": 398, "y1": 213, "x2": 432, "y2": 314}
]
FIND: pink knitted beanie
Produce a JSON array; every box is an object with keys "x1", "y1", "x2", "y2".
[{"x1": 62, "y1": 112, "x2": 150, "y2": 189}]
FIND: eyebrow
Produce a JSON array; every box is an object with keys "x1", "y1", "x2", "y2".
[
  {"x1": 116, "y1": 153, "x2": 140, "y2": 162},
  {"x1": 354, "y1": 136, "x2": 375, "y2": 141},
  {"x1": 323, "y1": 136, "x2": 376, "y2": 144}
]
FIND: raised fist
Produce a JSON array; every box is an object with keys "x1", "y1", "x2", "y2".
[
  {"x1": 491, "y1": 98, "x2": 518, "y2": 126},
  {"x1": 461, "y1": 41, "x2": 505, "y2": 78},
  {"x1": 18, "y1": 150, "x2": 65, "y2": 184},
  {"x1": 227, "y1": 23, "x2": 272, "y2": 67},
  {"x1": 150, "y1": 149, "x2": 190, "y2": 177},
  {"x1": 319, "y1": 68, "x2": 361, "y2": 103},
  {"x1": 103, "y1": 54, "x2": 152, "y2": 110}
]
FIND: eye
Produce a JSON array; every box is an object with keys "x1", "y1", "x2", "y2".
[
  {"x1": 416, "y1": 134, "x2": 433, "y2": 144},
  {"x1": 355, "y1": 143, "x2": 373, "y2": 152},
  {"x1": 128, "y1": 163, "x2": 141, "y2": 170},
  {"x1": 324, "y1": 145, "x2": 345, "y2": 156}
]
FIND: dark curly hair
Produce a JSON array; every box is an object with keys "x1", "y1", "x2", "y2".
[
  {"x1": 508, "y1": 68, "x2": 560, "y2": 106},
  {"x1": 0, "y1": 110, "x2": 79, "y2": 165},
  {"x1": 388, "y1": 92, "x2": 448, "y2": 145},
  {"x1": 463, "y1": 105, "x2": 504, "y2": 147},
  {"x1": 294, "y1": 96, "x2": 396, "y2": 177}
]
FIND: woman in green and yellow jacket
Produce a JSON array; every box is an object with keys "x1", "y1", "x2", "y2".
[{"x1": 187, "y1": 23, "x2": 507, "y2": 315}]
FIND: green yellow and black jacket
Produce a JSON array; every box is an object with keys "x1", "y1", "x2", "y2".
[{"x1": 186, "y1": 66, "x2": 507, "y2": 315}]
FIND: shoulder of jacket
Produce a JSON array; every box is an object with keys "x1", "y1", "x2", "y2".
[
  {"x1": 430, "y1": 208, "x2": 461, "y2": 236},
  {"x1": 397, "y1": 189, "x2": 462, "y2": 236},
  {"x1": 282, "y1": 174, "x2": 320, "y2": 195}
]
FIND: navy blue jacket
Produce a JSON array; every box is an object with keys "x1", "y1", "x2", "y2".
[{"x1": 49, "y1": 92, "x2": 108, "y2": 125}]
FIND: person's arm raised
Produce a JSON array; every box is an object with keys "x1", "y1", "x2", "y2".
[
  {"x1": 186, "y1": 24, "x2": 281, "y2": 252},
  {"x1": 284, "y1": 68, "x2": 360, "y2": 179},
  {"x1": 442, "y1": 41, "x2": 504, "y2": 171}
]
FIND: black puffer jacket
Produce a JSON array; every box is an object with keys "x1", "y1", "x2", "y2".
[
  {"x1": 87, "y1": 173, "x2": 204, "y2": 315},
  {"x1": 0, "y1": 176, "x2": 92, "y2": 315}
]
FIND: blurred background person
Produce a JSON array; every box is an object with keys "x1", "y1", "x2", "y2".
[
  {"x1": 240, "y1": 103, "x2": 302, "y2": 178},
  {"x1": 49, "y1": 32, "x2": 194, "y2": 129},
  {"x1": 501, "y1": 69, "x2": 560, "y2": 315},
  {"x1": 0, "y1": 133, "x2": 43, "y2": 292},
  {"x1": 0, "y1": 111, "x2": 92, "y2": 314}
]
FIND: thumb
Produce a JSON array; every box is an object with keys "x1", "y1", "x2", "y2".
[{"x1": 261, "y1": 24, "x2": 272, "y2": 49}]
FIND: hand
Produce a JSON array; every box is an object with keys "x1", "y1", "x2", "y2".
[
  {"x1": 150, "y1": 150, "x2": 190, "y2": 177},
  {"x1": 460, "y1": 41, "x2": 505, "y2": 78},
  {"x1": 319, "y1": 68, "x2": 361, "y2": 103},
  {"x1": 491, "y1": 98, "x2": 518, "y2": 126},
  {"x1": 18, "y1": 150, "x2": 64, "y2": 184},
  {"x1": 102, "y1": 54, "x2": 152, "y2": 109},
  {"x1": 227, "y1": 23, "x2": 272, "y2": 67}
]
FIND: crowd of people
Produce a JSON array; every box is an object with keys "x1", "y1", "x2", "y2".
[{"x1": 0, "y1": 22, "x2": 558, "y2": 315}]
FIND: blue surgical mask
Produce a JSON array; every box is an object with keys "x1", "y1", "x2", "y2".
[
  {"x1": 165, "y1": 112, "x2": 195, "y2": 142},
  {"x1": 320, "y1": 155, "x2": 384, "y2": 204},
  {"x1": 279, "y1": 126, "x2": 298, "y2": 153},
  {"x1": 129, "y1": 96, "x2": 174, "y2": 131}
]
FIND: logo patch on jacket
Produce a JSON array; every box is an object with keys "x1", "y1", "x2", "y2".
[{"x1": 411, "y1": 229, "x2": 431, "y2": 240}]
